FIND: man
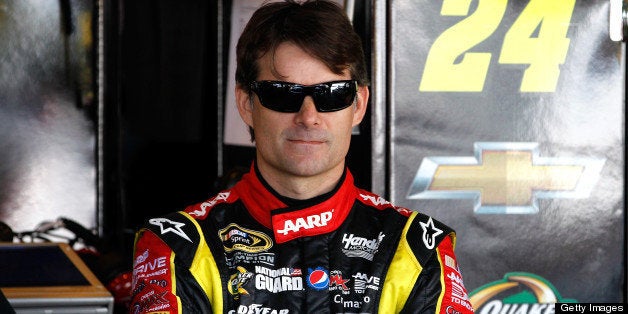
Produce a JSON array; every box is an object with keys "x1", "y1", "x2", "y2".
[{"x1": 130, "y1": 1, "x2": 475, "y2": 313}]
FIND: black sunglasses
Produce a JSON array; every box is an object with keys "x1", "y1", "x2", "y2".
[{"x1": 249, "y1": 80, "x2": 358, "y2": 113}]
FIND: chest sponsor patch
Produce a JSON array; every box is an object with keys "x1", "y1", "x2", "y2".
[
  {"x1": 329, "y1": 270, "x2": 351, "y2": 294},
  {"x1": 225, "y1": 251, "x2": 276, "y2": 268},
  {"x1": 254, "y1": 266, "x2": 303, "y2": 293},
  {"x1": 341, "y1": 232, "x2": 385, "y2": 261},
  {"x1": 352, "y1": 272, "x2": 380, "y2": 294},
  {"x1": 227, "y1": 304, "x2": 288, "y2": 314},
  {"x1": 219, "y1": 223, "x2": 273, "y2": 253},
  {"x1": 228, "y1": 266, "x2": 253, "y2": 299},
  {"x1": 272, "y1": 208, "x2": 338, "y2": 243},
  {"x1": 307, "y1": 267, "x2": 330, "y2": 290}
]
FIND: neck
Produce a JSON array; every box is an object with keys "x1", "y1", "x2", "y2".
[{"x1": 255, "y1": 161, "x2": 345, "y2": 200}]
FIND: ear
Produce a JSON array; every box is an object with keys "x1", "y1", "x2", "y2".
[
  {"x1": 352, "y1": 85, "x2": 369, "y2": 127},
  {"x1": 235, "y1": 84, "x2": 254, "y2": 128}
]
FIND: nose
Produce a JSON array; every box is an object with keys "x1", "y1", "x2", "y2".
[{"x1": 294, "y1": 96, "x2": 321, "y2": 126}]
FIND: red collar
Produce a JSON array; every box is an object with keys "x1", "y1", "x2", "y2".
[{"x1": 233, "y1": 164, "x2": 358, "y2": 243}]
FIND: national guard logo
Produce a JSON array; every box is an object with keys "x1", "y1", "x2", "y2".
[{"x1": 406, "y1": 142, "x2": 605, "y2": 214}]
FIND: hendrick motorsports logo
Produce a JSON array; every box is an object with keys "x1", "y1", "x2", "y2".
[
  {"x1": 469, "y1": 272, "x2": 576, "y2": 314},
  {"x1": 406, "y1": 142, "x2": 605, "y2": 214}
]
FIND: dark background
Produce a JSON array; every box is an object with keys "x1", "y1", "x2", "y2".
[{"x1": 102, "y1": 0, "x2": 373, "y2": 256}]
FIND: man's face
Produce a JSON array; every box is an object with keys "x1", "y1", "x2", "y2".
[{"x1": 236, "y1": 42, "x2": 368, "y2": 184}]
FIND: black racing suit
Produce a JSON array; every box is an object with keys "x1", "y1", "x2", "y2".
[{"x1": 130, "y1": 164, "x2": 474, "y2": 314}]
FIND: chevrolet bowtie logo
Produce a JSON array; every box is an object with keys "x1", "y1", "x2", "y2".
[{"x1": 406, "y1": 142, "x2": 605, "y2": 214}]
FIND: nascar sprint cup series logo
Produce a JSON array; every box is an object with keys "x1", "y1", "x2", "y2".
[
  {"x1": 219, "y1": 223, "x2": 273, "y2": 253},
  {"x1": 469, "y1": 272, "x2": 576, "y2": 314}
]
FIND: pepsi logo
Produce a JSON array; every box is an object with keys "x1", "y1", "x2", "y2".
[{"x1": 307, "y1": 267, "x2": 329, "y2": 290}]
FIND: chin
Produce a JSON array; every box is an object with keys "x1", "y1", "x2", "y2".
[{"x1": 283, "y1": 159, "x2": 329, "y2": 177}]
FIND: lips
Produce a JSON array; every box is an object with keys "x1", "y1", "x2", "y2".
[
  {"x1": 288, "y1": 139, "x2": 325, "y2": 144},
  {"x1": 284, "y1": 128, "x2": 329, "y2": 148},
  {"x1": 285, "y1": 131, "x2": 328, "y2": 143},
  {"x1": 285, "y1": 138, "x2": 327, "y2": 155}
]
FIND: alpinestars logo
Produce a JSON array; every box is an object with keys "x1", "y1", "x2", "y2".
[
  {"x1": 149, "y1": 218, "x2": 192, "y2": 242},
  {"x1": 419, "y1": 217, "x2": 443, "y2": 249},
  {"x1": 276, "y1": 210, "x2": 334, "y2": 235}
]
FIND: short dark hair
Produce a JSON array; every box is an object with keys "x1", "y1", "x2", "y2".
[{"x1": 235, "y1": 0, "x2": 369, "y2": 92}]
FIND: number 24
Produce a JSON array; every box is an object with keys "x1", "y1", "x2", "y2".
[{"x1": 419, "y1": 0, "x2": 576, "y2": 92}]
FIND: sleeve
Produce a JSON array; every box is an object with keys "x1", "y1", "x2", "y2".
[
  {"x1": 130, "y1": 229, "x2": 182, "y2": 313},
  {"x1": 129, "y1": 214, "x2": 215, "y2": 314},
  {"x1": 401, "y1": 234, "x2": 475, "y2": 314}
]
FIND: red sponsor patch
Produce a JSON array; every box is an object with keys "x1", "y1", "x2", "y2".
[
  {"x1": 272, "y1": 206, "x2": 342, "y2": 243},
  {"x1": 394, "y1": 206, "x2": 413, "y2": 217},
  {"x1": 357, "y1": 190, "x2": 412, "y2": 217},
  {"x1": 131, "y1": 231, "x2": 179, "y2": 314},
  {"x1": 185, "y1": 191, "x2": 233, "y2": 220},
  {"x1": 437, "y1": 236, "x2": 475, "y2": 314},
  {"x1": 357, "y1": 190, "x2": 393, "y2": 209}
]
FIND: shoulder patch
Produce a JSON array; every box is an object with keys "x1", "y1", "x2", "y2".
[
  {"x1": 143, "y1": 212, "x2": 201, "y2": 268},
  {"x1": 357, "y1": 190, "x2": 396, "y2": 209},
  {"x1": 394, "y1": 206, "x2": 414, "y2": 217},
  {"x1": 405, "y1": 213, "x2": 454, "y2": 267},
  {"x1": 357, "y1": 190, "x2": 413, "y2": 217},
  {"x1": 185, "y1": 191, "x2": 234, "y2": 220}
]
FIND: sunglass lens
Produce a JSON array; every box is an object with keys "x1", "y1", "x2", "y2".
[
  {"x1": 257, "y1": 82, "x2": 304, "y2": 113},
  {"x1": 314, "y1": 81, "x2": 356, "y2": 112}
]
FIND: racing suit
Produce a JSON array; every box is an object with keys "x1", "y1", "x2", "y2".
[{"x1": 130, "y1": 164, "x2": 474, "y2": 314}]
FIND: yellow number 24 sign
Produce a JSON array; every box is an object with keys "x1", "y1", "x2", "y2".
[{"x1": 419, "y1": 0, "x2": 576, "y2": 93}]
